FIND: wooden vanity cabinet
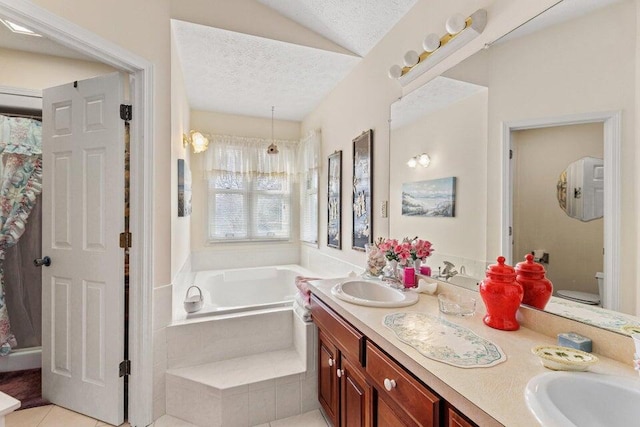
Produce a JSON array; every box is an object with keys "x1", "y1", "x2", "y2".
[
  {"x1": 312, "y1": 295, "x2": 369, "y2": 427},
  {"x1": 311, "y1": 294, "x2": 477, "y2": 427}
]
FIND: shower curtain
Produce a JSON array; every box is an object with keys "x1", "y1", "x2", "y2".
[{"x1": 0, "y1": 115, "x2": 43, "y2": 356}]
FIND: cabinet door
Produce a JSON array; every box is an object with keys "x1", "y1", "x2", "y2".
[
  {"x1": 446, "y1": 405, "x2": 476, "y2": 427},
  {"x1": 319, "y1": 331, "x2": 339, "y2": 426},
  {"x1": 376, "y1": 393, "x2": 408, "y2": 427},
  {"x1": 340, "y1": 355, "x2": 371, "y2": 427}
]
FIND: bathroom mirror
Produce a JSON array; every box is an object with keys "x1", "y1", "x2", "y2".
[
  {"x1": 556, "y1": 156, "x2": 604, "y2": 222},
  {"x1": 389, "y1": 0, "x2": 640, "y2": 334}
]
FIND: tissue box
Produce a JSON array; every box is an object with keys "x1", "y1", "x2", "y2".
[{"x1": 557, "y1": 332, "x2": 592, "y2": 353}]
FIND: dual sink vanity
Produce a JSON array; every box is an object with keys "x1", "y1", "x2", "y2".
[{"x1": 308, "y1": 276, "x2": 639, "y2": 426}]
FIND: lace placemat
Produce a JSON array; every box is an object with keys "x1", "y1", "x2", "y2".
[{"x1": 383, "y1": 312, "x2": 506, "y2": 368}]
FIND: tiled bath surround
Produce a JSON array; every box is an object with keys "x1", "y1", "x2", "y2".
[{"x1": 165, "y1": 308, "x2": 318, "y2": 426}]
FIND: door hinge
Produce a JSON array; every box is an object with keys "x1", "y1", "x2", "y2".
[
  {"x1": 509, "y1": 226, "x2": 512, "y2": 236},
  {"x1": 119, "y1": 232, "x2": 132, "y2": 248},
  {"x1": 120, "y1": 104, "x2": 132, "y2": 121},
  {"x1": 119, "y1": 360, "x2": 131, "y2": 377},
  {"x1": 509, "y1": 149, "x2": 513, "y2": 160}
]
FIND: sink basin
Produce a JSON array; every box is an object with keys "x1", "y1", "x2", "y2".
[
  {"x1": 525, "y1": 371, "x2": 640, "y2": 427},
  {"x1": 447, "y1": 274, "x2": 480, "y2": 291},
  {"x1": 331, "y1": 279, "x2": 419, "y2": 308}
]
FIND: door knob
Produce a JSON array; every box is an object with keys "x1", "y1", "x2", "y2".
[
  {"x1": 384, "y1": 378, "x2": 397, "y2": 391},
  {"x1": 34, "y1": 256, "x2": 51, "y2": 267}
]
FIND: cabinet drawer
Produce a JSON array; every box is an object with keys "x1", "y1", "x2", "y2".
[
  {"x1": 311, "y1": 295, "x2": 364, "y2": 364},
  {"x1": 366, "y1": 342, "x2": 439, "y2": 427}
]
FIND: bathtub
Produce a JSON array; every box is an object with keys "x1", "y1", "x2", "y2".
[
  {"x1": 0, "y1": 346, "x2": 41, "y2": 373},
  {"x1": 180, "y1": 265, "x2": 318, "y2": 319}
]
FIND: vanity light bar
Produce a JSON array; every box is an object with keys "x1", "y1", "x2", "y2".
[{"x1": 391, "y1": 9, "x2": 487, "y2": 87}]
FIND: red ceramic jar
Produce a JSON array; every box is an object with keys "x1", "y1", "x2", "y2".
[
  {"x1": 479, "y1": 256, "x2": 523, "y2": 331},
  {"x1": 515, "y1": 254, "x2": 553, "y2": 310}
]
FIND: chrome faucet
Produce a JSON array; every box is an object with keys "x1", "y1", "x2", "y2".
[{"x1": 438, "y1": 261, "x2": 458, "y2": 280}]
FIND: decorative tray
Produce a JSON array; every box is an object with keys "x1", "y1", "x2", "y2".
[{"x1": 383, "y1": 312, "x2": 506, "y2": 368}]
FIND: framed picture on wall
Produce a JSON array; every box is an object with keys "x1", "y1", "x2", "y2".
[
  {"x1": 401, "y1": 177, "x2": 456, "y2": 217},
  {"x1": 177, "y1": 159, "x2": 192, "y2": 217},
  {"x1": 327, "y1": 150, "x2": 342, "y2": 249},
  {"x1": 352, "y1": 129, "x2": 373, "y2": 251}
]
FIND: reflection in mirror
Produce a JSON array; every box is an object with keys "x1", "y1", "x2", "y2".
[
  {"x1": 556, "y1": 156, "x2": 604, "y2": 222},
  {"x1": 389, "y1": 0, "x2": 640, "y2": 334}
]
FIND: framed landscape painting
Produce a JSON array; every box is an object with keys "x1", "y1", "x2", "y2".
[
  {"x1": 177, "y1": 159, "x2": 192, "y2": 217},
  {"x1": 352, "y1": 129, "x2": 373, "y2": 251},
  {"x1": 402, "y1": 177, "x2": 456, "y2": 217},
  {"x1": 327, "y1": 151, "x2": 342, "y2": 249}
]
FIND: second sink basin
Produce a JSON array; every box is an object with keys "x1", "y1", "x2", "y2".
[
  {"x1": 525, "y1": 371, "x2": 640, "y2": 427},
  {"x1": 331, "y1": 279, "x2": 419, "y2": 308}
]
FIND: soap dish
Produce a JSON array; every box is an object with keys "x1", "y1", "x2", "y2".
[
  {"x1": 437, "y1": 292, "x2": 476, "y2": 317},
  {"x1": 532, "y1": 345, "x2": 598, "y2": 371}
]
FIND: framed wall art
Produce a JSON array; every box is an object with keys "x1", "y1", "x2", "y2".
[
  {"x1": 327, "y1": 150, "x2": 342, "y2": 249},
  {"x1": 401, "y1": 176, "x2": 456, "y2": 217},
  {"x1": 352, "y1": 129, "x2": 373, "y2": 251},
  {"x1": 177, "y1": 159, "x2": 192, "y2": 217}
]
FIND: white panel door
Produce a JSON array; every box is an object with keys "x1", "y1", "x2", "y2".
[
  {"x1": 41, "y1": 72, "x2": 125, "y2": 426},
  {"x1": 582, "y1": 156, "x2": 604, "y2": 221}
]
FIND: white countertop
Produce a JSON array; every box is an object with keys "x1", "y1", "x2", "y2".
[{"x1": 308, "y1": 277, "x2": 637, "y2": 427}]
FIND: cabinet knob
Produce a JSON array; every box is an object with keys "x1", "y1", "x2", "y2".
[
  {"x1": 328, "y1": 357, "x2": 334, "y2": 367},
  {"x1": 383, "y1": 378, "x2": 397, "y2": 391},
  {"x1": 337, "y1": 369, "x2": 344, "y2": 378}
]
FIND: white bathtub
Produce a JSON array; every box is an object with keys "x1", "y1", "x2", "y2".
[
  {"x1": 181, "y1": 265, "x2": 318, "y2": 319},
  {"x1": 0, "y1": 346, "x2": 41, "y2": 373}
]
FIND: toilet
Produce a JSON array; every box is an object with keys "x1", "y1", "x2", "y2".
[{"x1": 556, "y1": 272, "x2": 604, "y2": 306}]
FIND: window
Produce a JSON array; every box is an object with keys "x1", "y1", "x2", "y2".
[
  {"x1": 208, "y1": 172, "x2": 291, "y2": 241},
  {"x1": 205, "y1": 135, "x2": 297, "y2": 243},
  {"x1": 298, "y1": 130, "x2": 320, "y2": 245}
]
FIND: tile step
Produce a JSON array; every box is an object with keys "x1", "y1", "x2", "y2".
[{"x1": 166, "y1": 347, "x2": 306, "y2": 395}]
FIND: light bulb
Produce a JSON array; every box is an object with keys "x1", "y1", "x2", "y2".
[
  {"x1": 422, "y1": 33, "x2": 441, "y2": 52},
  {"x1": 446, "y1": 13, "x2": 466, "y2": 35},
  {"x1": 190, "y1": 131, "x2": 209, "y2": 153},
  {"x1": 388, "y1": 64, "x2": 403, "y2": 79},
  {"x1": 418, "y1": 153, "x2": 431, "y2": 167},
  {"x1": 407, "y1": 157, "x2": 417, "y2": 168},
  {"x1": 403, "y1": 50, "x2": 420, "y2": 67}
]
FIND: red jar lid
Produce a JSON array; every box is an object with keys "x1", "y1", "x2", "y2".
[
  {"x1": 515, "y1": 254, "x2": 546, "y2": 274},
  {"x1": 486, "y1": 256, "x2": 516, "y2": 279}
]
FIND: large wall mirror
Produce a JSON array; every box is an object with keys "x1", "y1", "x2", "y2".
[{"x1": 389, "y1": 0, "x2": 639, "y2": 335}]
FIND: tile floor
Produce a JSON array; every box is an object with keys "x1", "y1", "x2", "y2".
[{"x1": 6, "y1": 405, "x2": 328, "y2": 427}]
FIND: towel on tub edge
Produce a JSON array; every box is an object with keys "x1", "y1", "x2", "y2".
[
  {"x1": 294, "y1": 292, "x2": 311, "y2": 310},
  {"x1": 293, "y1": 300, "x2": 312, "y2": 322},
  {"x1": 295, "y1": 276, "x2": 320, "y2": 305}
]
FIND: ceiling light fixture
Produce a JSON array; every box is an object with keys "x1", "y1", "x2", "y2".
[
  {"x1": 388, "y1": 9, "x2": 487, "y2": 86},
  {"x1": 0, "y1": 19, "x2": 42, "y2": 37},
  {"x1": 267, "y1": 105, "x2": 279, "y2": 155},
  {"x1": 183, "y1": 130, "x2": 209, "y2": 154}
]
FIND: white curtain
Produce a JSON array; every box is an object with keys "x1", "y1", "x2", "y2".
[{"x1": 204, "y1": 135, "x2": 299, "y2": 177}]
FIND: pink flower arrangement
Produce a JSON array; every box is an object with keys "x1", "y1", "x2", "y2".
[{"x1": 375, "y1": 237, "x2": 434, "y2": 266}]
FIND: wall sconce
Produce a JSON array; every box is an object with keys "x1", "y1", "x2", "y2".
[
  {"x1": 407, "y1": 153, "x2": 431, "y2": 168},
  {"x1": 183, "y1": 130, "x2": 209, "y2": 154},
  {"x1": 389, "y1": 9, "x2": 487, "y2": 86}
]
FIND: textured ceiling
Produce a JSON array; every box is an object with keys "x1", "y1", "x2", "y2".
[
  {"x1": 256, "y1": 0, "x2": 417, "y2": 56},
  {"x1": 391, "y1": 76, "x2": 486, "y2": 130},
  {"x1": 172, "y1": 19, "x2": 360, "y2": 121}
]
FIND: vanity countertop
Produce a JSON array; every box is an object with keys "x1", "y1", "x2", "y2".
[{"x1": 308, "y1": 277, "x2": 637, "y2": 427}]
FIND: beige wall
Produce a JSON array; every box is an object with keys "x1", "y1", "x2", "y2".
[
  {"x1": 512, "y1": 123, "x2": 604, "y2": 296},
  {"x1": 0, "y1": 47, "x2": 116, "y2": 89},
  {"x1": 389, "y1": 92, "x2": 488, "y2": 270}
]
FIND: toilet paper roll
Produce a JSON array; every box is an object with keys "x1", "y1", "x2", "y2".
[{"x1": 533, "y1": 249, "x2": 546, "y2": 260}]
